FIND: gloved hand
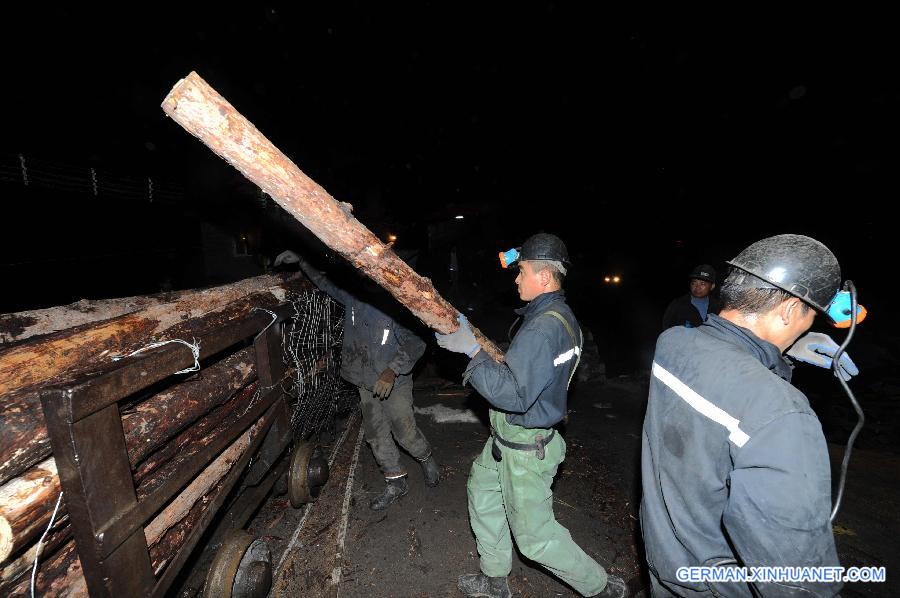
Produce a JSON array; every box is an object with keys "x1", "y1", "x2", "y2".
[
  {"x1": 273, "y1": 250, "x2": 301, "y2": 267},
  {"x1": 373, "y1": 368, "x2": 396, "y2": 399},
  {"x1": 435, "y1": 314, "x2": 481, "y2": 357},
  {"x1": 787, "y1": 332, "x2": 859, "y2": 381}
]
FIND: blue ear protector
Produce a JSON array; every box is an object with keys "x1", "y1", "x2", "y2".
[
  {"x1": 498, "y1": 248, "x2": 520, "y2": 269},
  {"x1": 825, "y1": 289, "x2": 868, "y2": 329}
]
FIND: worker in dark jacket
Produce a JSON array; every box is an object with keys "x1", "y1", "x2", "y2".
[
  {"x1": 641, "y1": 235, "x2": 859, "y2": 597},
  {"x1": 275, "y1": 251, "x2": 440, "y2": 511},
  {"x1": 436, "y1": 234, "x2": 626, "y2": 598},
  {"x1": 661, "y1": 264, "x2": 722, "y2": 330}
]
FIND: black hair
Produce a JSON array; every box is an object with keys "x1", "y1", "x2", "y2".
[
  {"x1": 720, "y1": 275, "x2": 811, "y2": 316},
  {"x1": 528, "y1": 260, "x2": 565, "y2": 286}
]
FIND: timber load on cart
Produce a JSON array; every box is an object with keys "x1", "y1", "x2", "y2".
[{"x1": 0, "y1": 272, "x2": 355, "y2": 597}]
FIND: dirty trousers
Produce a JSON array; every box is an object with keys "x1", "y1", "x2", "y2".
[
  {"x1": 358, "y1": 379, "x2": 431, "y2": 476},
  {"x1": 466, "y1": 411, "x2": 608, "y2": 596}
]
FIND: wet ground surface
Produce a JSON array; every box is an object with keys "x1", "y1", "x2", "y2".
[{"x1": 239, "y1": 371, "x2": 898, "y2": 597}]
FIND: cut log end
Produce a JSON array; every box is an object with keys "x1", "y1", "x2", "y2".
[{"x1": 161, "y1": 73, "x2": 195, "y2": 113}]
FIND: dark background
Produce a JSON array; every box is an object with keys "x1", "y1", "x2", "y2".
[{"x1": 2, "y1": 6, "x2": 897, "y2": 442}]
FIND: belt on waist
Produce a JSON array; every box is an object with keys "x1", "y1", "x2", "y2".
[{"x1": 491, "y1": 428, "x2": 556, "y2": 460}]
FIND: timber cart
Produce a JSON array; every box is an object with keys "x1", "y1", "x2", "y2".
[
  {"x1": 39, "y1": 301, "x2": 328, "y2": 597},
  {"x1": 0, "y1": 275, "x2": 349, "y2": 597}
]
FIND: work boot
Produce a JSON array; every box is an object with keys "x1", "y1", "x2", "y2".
[
  {"x1": 369, "y1": 475, "x2": 409, "y2": 511},
  {"x1": 457, "y1": 573, "x2": 511, "y2": 598},
  {"x1": 419, "y1": 454, "x2": 441, "y2": 487},
  {"x1": 591, "y1": 574, "x2": 627, "y2": 598}
]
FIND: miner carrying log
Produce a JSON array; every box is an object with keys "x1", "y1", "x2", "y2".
[
  {"x1": 435, "y1": 233, "x2": 627, "y2": 598},
  {"x1": 275, "y1": 250, "x2": 441, "y2": 510}
]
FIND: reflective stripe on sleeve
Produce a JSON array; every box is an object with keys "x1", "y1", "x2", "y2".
[
  {"x1": 652, "y1": 361, "x2": 750, "y2": 448},
  {"x1": 553, "y1": 346, "x2": 581, "y2": 367}
]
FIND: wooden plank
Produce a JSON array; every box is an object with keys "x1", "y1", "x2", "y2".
[{"x1": 40, "y1": 396, "x2": 154, "y2": 597}]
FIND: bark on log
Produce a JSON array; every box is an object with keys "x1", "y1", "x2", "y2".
[
  {"x1": 122, "y1": 346, "x2": 257, "y2": 469},
  {"x1": 135, "y1": 384, "x2": 259, "y2": 505},
  {"x1": 0, "y1": 272, "x2": 304, "y2": 397},
  {"x1": 133, "y1": 382, "x2": 259, "y2": 484},
  {"x1": 162, "y1": 71, "x2": 503, "y2": 362},
  {"x1": 1, "y1": 294, "x2": 173, "y2": 346},
  {"x1": 6, "y1": 541, "x2": 86, "y2": 598},
  {"x1": 0, "y1": 389, "x2": 49, "y2": 488},
  {"x1": 0, "y1": 356, "x2": 259, "y2": 562},
  {"x1": 0, "y1": 274, "x2": 303, "y2": 485}
]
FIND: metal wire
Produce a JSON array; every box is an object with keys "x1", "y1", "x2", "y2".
[
  {"x1": 0, "y1": 153, "x2": 185, "y2": 203},
  {"x1": 830, "y1": 280, "x2": 864, "y2": 522},
  {"x1": 282, "y1": 290, "x2": 357, "y2": 438},
  {"x1": 31, "y1": 492, "x2": 64, "y2": 597}
]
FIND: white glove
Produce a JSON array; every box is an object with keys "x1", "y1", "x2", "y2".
[
  {"x1": 787, "y1": 332, "x2": 859, "y2": 381},
  {"x1": 274, "y1": 250, "x2": 301, "y2": 267},
  {"x1": 435, "y1": 314, "x2": 481, "y2": 357}
]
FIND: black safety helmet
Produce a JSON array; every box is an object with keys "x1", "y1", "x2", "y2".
[
  {"x1": 689, "y1": 264, "x2": 716, "y2": 283},
  {"x1": 520, "y1": 233, "x2": 570, "y2": 265},
  {"x1": 725, "y1": 234, "x2": 841, "y2": 313}
]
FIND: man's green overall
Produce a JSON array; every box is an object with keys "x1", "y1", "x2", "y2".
[{"x1": 466, "y1": 408, "x2": 608, "y2": 596}]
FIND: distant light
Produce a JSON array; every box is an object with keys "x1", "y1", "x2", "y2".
[
  {"x1": 613, "y1": 276, "x2": 621, "y2": 283},
  {"x1": 388, "y1": 234, "x2": 397, "y2": 242},
  {"x1": 455, "y1": 215, "x2": 464, "y2": 219},
  {"x1": 604, "y1": 276, "x2": 611, "y2": 283}
]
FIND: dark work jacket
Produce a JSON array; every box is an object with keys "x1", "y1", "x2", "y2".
[
  {"x1": 302, "y1": 268, "x2": 426, "y2": 391},
  {"x1": 662, "y1": 293, "x2": 722, "y2": 330},
  {"x1": 640, "y1": 314, "x2": 841, "y2": 597},
  {"x1": 463, "y1": 291, "x2": 581, "y2": 429}
]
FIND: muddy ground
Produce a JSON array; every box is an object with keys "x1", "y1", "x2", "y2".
[{"x1": 221, "y1": 367, "x2": 899, "y2": 598}]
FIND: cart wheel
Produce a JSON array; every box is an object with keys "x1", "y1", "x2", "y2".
[
  {"x1": 203, "y1": 530, "x2": 272, "y2": 598},
  {"x1": 288, "y1": 442, "x2": 330, "y2": 506},
  {"x1": 233, "y1": 538, "x2": 272, "y2": 598}
]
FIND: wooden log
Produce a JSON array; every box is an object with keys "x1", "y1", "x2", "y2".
[
  {"x1": 133, "y1": 382, "x2": 259, "y2": 484},
  {"x1": 149, "y1": 473, "x2": 226, "y2": 574},
  {"x1": 0, "y1": 389, "x2": 49, "y2": 488},
  {"x1": 5, "y1": 541, "x2": 86, "y2": 598},
  {"x1": 0, "y1": 458, "x2": 59, "y2": 565},
  {"x1": 0, "y1": 515, "x2": 69, "y2": 589},
  {"x1": 143, "y1": 415, "x2": 263, "y2": 547},
  {"x1": 135, "y1": 383, "x2": 260, "y2": 502},
  {"x1": 162, "y1": 71, "x2": 503, "y2": 362},
  {"x1": 0, "y1": 357, "x2": 258, "y2": 563},
  {"x1": 1, "y1": 294, "x2": 171, "y2": 346},
  {"x1": 0, "y1": 272, "x2": 303, "y2": 397},
  {"x1": 122, "y1": 346, "x2": 257, "y2": 469},
  {"x1": 0, "y1": 276, "x2": 303, "y2": 485}
]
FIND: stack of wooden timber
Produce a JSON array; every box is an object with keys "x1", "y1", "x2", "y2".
[{"x1": 0, "y1": 273, "x2": 313, "y2": 597}]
